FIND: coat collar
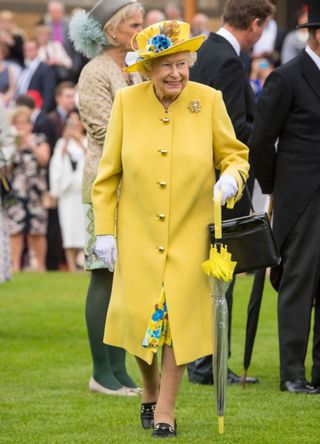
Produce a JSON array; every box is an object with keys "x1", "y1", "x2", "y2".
[
  {"x1": 300, "y1": 49, "x2": 320, "y2": 103},
  {"x1": 208, "y1": 32, "x2": 239, "y2": 56}
]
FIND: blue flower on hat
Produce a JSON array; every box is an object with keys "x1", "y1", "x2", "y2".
[{"x1": 148, "y1": 34, "x2": 173, "y2": 53}]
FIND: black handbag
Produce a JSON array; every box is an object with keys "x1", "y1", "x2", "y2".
[{"x1": 208, "y1": 177, "x2": 280, "y2": 274}]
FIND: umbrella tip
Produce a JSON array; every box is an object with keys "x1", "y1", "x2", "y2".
[
  {"x1": 241, "y1": 369, "x2": 248, "y2": 388},
  {"x1": 218, "y1": 416, "x2": 224, "y2": 434}
]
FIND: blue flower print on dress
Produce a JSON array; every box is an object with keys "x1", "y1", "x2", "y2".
[
  {"x1": 152, "y1": 307, "x2": 164, "y2": 322},
  {"x1": 142, "y1": 288, "x2": 172, "y2": 352}
]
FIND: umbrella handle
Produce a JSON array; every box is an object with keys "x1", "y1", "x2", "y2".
[
  {"x1": 214, "y1": 190, "x2": 222, "y2": 240},
  {"x1": 218, "y1": 416, "x2": 224, "y2": 435}
]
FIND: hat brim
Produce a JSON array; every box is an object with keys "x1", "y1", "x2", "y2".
[
  {"x1": 296, "y1": 22, "x2": 320, "y2": 28},
  {"x1": 125, "y1": 35, "x2": 206, "y2": 73}
]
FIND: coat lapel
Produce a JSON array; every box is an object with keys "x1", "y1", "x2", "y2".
[{"x1": 301, "y1": 51, "x2": 320, "y2": 103}]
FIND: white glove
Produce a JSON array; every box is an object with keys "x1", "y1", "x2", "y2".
[
  {"x1": 95, "y1": 235, "x2": 118, "y2": 272},
  {"x1": 213, "y1": 174, "x2": 238, "y2": 206}
]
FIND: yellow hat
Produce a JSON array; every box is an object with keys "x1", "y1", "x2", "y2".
[{"x1": 126, "y1": 20, "x2": 206, "y2": 73}]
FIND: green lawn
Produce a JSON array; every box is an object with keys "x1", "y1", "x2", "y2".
[{"x1": 0, "y1": 272, "x2": 319, "y2": 443}]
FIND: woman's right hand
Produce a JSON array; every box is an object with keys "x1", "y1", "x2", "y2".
[
  {"x1": 213, "y1": 174, "x2": 238, "y2": 206},
  {"x1": 95, "y1": 235, "x2": 118, "y2": 272}
]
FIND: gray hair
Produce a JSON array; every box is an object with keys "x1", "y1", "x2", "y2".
[{"x1": 140, "y1": 52, "x2": 197, "y2": 78}]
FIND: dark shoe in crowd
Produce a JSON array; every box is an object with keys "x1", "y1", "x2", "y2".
[
  {"x1": 141, "y1": 402, "x2": 156, "y2": 429},
  {"x1": 280, "y1": 378, "x2": 320, "y2": 394},
  {"x1": 152, "y1": 422, "x2": 177, "y2": 438},
  {"x1": 311, "y1": 376, "x2": 320, "y2": 388},
  {"x1": 227, "y1": 368, "x2": 259, "y2": 385}
]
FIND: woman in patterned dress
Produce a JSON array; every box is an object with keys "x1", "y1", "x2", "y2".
[
  {"x1": 69, "y1": 0, "x2": 144, "y2": 395},
  {"x1": 7, "y1": 106, "x2": 50, "y2": 272},
  {"x1": 0, "y1": 100, "x2": 15, "y2": 283}
]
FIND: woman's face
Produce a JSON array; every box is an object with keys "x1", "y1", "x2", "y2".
[
  {"x1": 111, "y1": 11, "x2": 144, "y2": 52},
  {"x1": 149, "y1": 52, "x2": 190, "y2": 105},
  {"x1": 13, "y1": 117, "x2": 32, "y2": 137},
  {"x1": 67, "y1": 112, "x2": 83, "y2": 134}
]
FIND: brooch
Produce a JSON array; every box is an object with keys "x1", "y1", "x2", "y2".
[{"x1": 188, "y1": 99, "x2": 202, "y2": 114}]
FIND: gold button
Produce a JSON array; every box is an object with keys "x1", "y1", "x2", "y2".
[
  {"x1": 159, "y1": 149, "x2": 168, "y2": 156},
  {"x1": 157, "y1": 214, "x2": 166, "y2": 221},
  {"x1": 160, "y1": 117, "x2": 169, "y2": 124},
  {"x1": 158, "y1": 246, "x2": 165, "y2": 253},
  {"x1": 158, "y1": 181, "x2": 167, "y2": 188}
]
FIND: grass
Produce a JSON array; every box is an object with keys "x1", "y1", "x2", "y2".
[{"x1": 0, "y1": 272, "x2": 319, "y2": 443}]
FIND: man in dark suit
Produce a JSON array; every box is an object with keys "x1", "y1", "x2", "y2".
[
  {"x1": 47, "y1": 81, "x2": 76, "y2": 143},
  {"x1": 249, "y1": 0, "x2": 320, "y2": 394},
  {"x1": 188, "y1": 0, "x2": 275, "y2": 385},
  {"x1": 45, "y1": 1, "x2": 87, "y2": 81},
  {"x1": 16, "y1": 39, "x2": 56, "y2": 112}
]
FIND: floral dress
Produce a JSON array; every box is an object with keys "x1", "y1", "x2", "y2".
[{"x1": 7, "y1": 134, "x2": 48, "y2": 236}]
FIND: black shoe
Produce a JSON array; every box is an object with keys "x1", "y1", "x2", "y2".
[
  {"x1": 152, "y1": 422, "x2": 177, "y2": 438},
  {"x1": 227, "y1": 368, "x2": 259, "y2": 385},
  {"x1": 280, "y1": 378, "x2": 320, "y2": 394},
  {"x1": 141, "y1": 402, "x2": 156, "y2": 429},
  {"x1": 311, "y1": 377, "x2": 320, "y2": 389}
]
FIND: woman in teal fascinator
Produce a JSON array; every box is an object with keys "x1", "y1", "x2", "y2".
[{"x1": 69, "y1": 0, "x2": 144, "y2": 396}]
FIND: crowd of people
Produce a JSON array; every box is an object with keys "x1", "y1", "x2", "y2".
[
  {"x1": 1, "y1": 0, "x2": 320, "y2": 439},
  {"x1": 0, "y1": 1, "x2": 311, "y2": 276}
]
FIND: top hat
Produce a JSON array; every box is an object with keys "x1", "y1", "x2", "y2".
[
  {"x1": 69, "y1": 0, "x2": 138, "y2": 59},
  {"x1": 297, "y1": 0, "x2": 320, "y2": 28},
  {"x1": 125, "y1": 20, "x2": 206, "y2": 73}
]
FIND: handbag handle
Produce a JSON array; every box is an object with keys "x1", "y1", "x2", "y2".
[{"x1": 239, "y1": 171, "x2": 255, "y2": 214}]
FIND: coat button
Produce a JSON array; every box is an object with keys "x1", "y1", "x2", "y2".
[
  {"x1": 158, "y1": 246, "x2": 165, "y2": 253},
  {"x1": 160, "y1": 117, "x2": 170, "y2": 124},
  {"x1": 157, "y1": 214, "x2": 166, "y2": 221},
  {"x1": 159, "y1": 149, "x2": 168, "y2": 156},
  {"x1": 158, "y1": 181, "x2": 167, "y2": 188}
]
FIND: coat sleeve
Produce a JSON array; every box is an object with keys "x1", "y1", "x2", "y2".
[
  {"x1": 212, "y1": 90, "x2": 250, "y2": 202},
  {"x1": 249, "y1": 69, "x2": 292, "y2": 194},
  {"x1": 78, "y1": 64, "x2": 114, "y2": 148},
  {"x1": 91, "y1": 90, "x2": 123, "y2": 235},
  {"x1": 211, "y1": 58, "x2": 252, "y2": 144}
]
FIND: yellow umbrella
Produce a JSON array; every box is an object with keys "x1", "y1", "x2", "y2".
[{"x1": 202, "y1": 191, "x2": 237, "y2": 435}]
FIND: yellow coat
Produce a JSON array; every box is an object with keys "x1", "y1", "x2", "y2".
[{"x1": 92, "y1": 81, "x2": 249, "y2": 365}]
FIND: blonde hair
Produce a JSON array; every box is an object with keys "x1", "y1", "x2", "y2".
[
  {"x1": 11, "y1": 106, "x2": 32, "y2": 125},
  {"x1": 103, "y1": 3, "x2": 144, "y2": 47}
]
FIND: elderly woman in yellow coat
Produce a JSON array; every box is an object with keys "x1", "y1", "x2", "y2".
[{"x1": 92, "y1": 20, "x2": 249, "y2": 438}]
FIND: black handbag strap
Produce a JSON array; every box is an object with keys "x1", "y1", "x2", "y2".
[{"x1": 239, "y1": 171, "x2": 255, "y2": 214}]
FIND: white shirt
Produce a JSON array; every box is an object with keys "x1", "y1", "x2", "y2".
[
  {"x1": 305, "y1": 45, "x2": 320, "y2": 71},
  {"x1": 216, "y1": 27, "x2": 241, "y2": 56},
  {"x1": 16, "y1": 58, "x2": 41, "y2": 95}
]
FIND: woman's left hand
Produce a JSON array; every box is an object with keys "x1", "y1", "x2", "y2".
[{"x1": 213, "y1": 174, "x2": 238, "y2": 205}]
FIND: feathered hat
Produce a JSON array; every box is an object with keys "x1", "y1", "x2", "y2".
[
  {"x1": 69, "y1": 0, "x2": 137, "y2": 59},
  {"x1": 297, "y1": 0, "x2": 320, "y2": 28},
  {"x1": 125, "y1": 20, "x2": 206, "y2": 73}
]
